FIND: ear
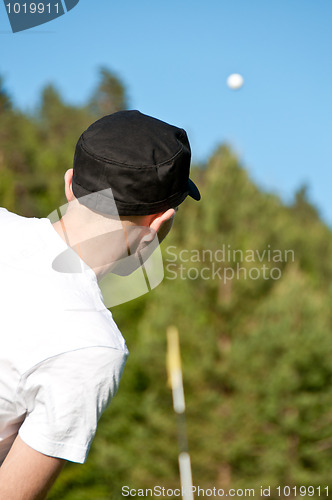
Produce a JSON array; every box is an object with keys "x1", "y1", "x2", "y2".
[
  {"x1": 149, "y1": 208, "x2": 175, "y2": 233},
  {"x1": 64, "y1": 169, "x2": 75, "y2": 203}
]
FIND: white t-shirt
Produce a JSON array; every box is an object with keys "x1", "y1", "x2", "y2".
[{"x1": 0, "y1": 208, "x2": 128, "y2": 465}]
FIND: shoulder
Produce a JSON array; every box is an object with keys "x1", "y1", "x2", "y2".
[
  {"x1": 54, "y1": 307, "x2": 128, "y2": 354},
  {"x1": 0, "y1": 208, "x2": 33, "y2": 227},
  {"x1": 0, "y1": 208, "x2": 43, "y2": 261}
]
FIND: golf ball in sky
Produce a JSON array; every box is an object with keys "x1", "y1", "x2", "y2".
[{"x1": 227, "y1": 73, "x2": 244, "y2": 90}]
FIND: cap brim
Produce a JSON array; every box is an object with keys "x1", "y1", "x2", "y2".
[{"x1": 188, "y1": 178, "x2": 201, "y2": 201}]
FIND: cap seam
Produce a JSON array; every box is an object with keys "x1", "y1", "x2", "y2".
[{"x1": 80, "y1": 136, "x2": 186, "y2": 169}]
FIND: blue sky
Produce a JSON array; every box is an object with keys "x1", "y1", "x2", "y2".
[{"x1": 1, "y1": 0, "x2": 332, "y2": 224}]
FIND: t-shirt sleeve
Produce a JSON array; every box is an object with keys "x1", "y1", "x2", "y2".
[{"x1": 18, "y1": 346, "x2": 128, "y2": 463}]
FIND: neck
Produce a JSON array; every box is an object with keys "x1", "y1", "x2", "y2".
[
  {"x1": 52, "y1": 213, "x2": 127, "y2": 280},
  {"x1": 52, "y1": 211, "x2": 152, "y2": 280}
]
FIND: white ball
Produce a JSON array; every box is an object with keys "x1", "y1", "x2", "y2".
[{"x1": 227, "y1": 73, "x2": 244, "y2": 90}]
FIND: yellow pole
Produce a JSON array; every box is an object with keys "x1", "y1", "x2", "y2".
[{"x1": 166, "y1": 326, "x2": 194, "y2": 500}]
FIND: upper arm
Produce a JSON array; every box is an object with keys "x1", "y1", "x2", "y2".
[
  {"x1": 18, "y1": 347, "x2": 127, "y2": 464},
  {"x1": 0, "y1": 436, "x2": 65, "y2": 500}
]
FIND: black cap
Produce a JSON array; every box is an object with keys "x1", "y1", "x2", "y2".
[{"x1": 72, "y1": 110, "x2": 201, "y2": 216}]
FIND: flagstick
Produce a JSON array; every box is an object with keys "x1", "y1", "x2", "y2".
[{"x1": 166, "y1": 326, "x2": 194, "y2": 500}]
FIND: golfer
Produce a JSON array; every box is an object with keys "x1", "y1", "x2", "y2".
[{"x1": 0, "y1": 110, "x2": 200, "y2": 499}]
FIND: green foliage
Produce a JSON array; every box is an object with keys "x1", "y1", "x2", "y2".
[
  {"x1": 1, "y1": 71, "x2": 332, "y2": 499},
  {"x1": 0, "y1": 76, "x2": 12, "y2": 113},
  {"x1": 88, "y1": 67, "x2": 128, "y2": 118}
]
